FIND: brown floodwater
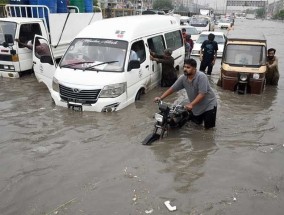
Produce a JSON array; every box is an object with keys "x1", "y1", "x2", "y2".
[{"x1": 0, "y1": 19, "x2": 284, "y2": 215}]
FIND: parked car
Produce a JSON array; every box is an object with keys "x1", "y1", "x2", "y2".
[
  {"x1": 217, "y1": 18, "x2": 232, "y2": 29},
  {"x1": 180, "y1": 16, "x2": 190, "y2": 24},
  {"x1": 191, "y1": 31, "x2": 226, "y2": 58},
  {"x1": 180, "y1": 24, "x2": 199, "y2": 41},
  {"x1": 189, "y1": 15, "x2": 214, "y2": 33}
]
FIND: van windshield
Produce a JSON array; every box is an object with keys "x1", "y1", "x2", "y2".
[
  {"x1": 224, "y1": 44, "x2": 266, "y2": 66},
  {"x1": 0, "y1": 21, "x2": 17, "y2": 44},
  {"x1": 60, "y1": 38, "x2": 128, "y2": 71}
]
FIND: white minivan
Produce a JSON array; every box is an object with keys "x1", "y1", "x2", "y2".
[{"x1": 33, "y1": 15, "x2": 185, "y2": 112}]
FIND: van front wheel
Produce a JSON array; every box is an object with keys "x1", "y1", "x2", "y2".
[{"x1": 135, "y1": 89, "x2": 144, "y2": 101}]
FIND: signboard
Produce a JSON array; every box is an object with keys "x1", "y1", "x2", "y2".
[{"x1": 227, "y1": 1, "x2": 266, "y2": 7}]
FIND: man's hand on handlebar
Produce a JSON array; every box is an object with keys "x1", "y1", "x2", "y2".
[
  {"x1": 154, "y1": 97, "x2": 161, "y2": 103},
  {"x1": 184, "y1": 103, "x2": 193, "y2": 111}
]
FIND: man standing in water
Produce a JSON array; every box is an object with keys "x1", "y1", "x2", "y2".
[
  {"x1": 266, "y1": 48, "x2": 279, "y2": 86},
  {"x1": 199, "y1": 33, "x2": 218, "y2": 76},
  {"x1": 150, "y1": 48, "x2": 177, "y2": 87},
  {"x1": 154, "y1": 59, "x2": 217, "y2": 129}
]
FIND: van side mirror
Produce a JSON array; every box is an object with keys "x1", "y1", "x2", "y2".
[
  {"x1": 4, "y1": 34, "x2": 14, "y2": 44},
  {"x1": 2, "y1": 42, "x2": 8, "y2": 48},
  {"x1": 10, "y1": 49, "x2": 16, "y2": 55},
  {"x1": 40, "y1": 55, "x2": 54, "y2": 65},
  {"x1": 128, "y1": 60, "x2": 140, "y2": 71}
]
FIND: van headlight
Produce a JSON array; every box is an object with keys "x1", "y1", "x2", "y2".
[
  {"x1": 52, "y1": 77, "x2": 59, "y2": 92},
  {"x1": 99, "y1": 82, "x2": 126, "y2": 98},
  {"x1": 240, "y1": 74, "x2": 248, "y2": 81}
]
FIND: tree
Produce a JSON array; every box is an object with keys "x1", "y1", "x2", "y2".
[
  {"x1": 255, "y1": 8, "x2": 265, "y2": 18},
  {"x1": 153, "y1": 0, "x2": 173, "y2": 10},
  {"x1": 277, "y1": 9, "x2": 284, "y2": 20}
]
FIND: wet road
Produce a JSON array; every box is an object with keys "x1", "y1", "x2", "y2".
[{"x1": 0, "y1": 19, "x2": 284, "y2": 215}]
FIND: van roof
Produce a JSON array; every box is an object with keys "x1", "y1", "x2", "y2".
[
  {"x1": 226, "y1": 29, "x2": 266, "y2": 42},
  {"x1": 76, "y1": 15, "x2": 180, "y2": 41},
  {"x1": 200, "y1": 31, "x2": 224, "y2": 36},
  {"x1": 0, "y1": 17, "x2": 43, "y2": 24}
]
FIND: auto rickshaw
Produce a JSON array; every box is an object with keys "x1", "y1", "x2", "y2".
[{"x1": 217, "y1": 29, "x2": 267, "y2": 94}]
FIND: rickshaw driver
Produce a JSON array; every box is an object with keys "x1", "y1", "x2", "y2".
[{"x1": 266, "y1": 48, "x2": 279, "y2": 86}]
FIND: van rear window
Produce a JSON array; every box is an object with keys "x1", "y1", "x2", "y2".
[{"x1": 165, "y1": 30, "x2": 183, "y2": 51}]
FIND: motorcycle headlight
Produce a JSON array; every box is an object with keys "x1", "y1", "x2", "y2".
[
  {"x1": 240, "y1": 74, "x2": 248, "y2": 81},
  {"x1": 155, "y1": 113, "x2": 164, "y2": 123},
  {"x1": 99, "y1": 82, "x2": 126, "y2": 98},
  {"x1": 52, "y1": 77, "x2": 59, "y2": 92}
]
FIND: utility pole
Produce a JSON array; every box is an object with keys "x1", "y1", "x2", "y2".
[{"x1": 195, "y1": 0, "x2": 198, "y2": 14}]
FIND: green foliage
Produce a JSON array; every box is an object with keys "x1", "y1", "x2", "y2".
[
  {"x1": 273, "y1": 9, "x2": 284, "y2": 20},
  {"x1": 245, "y1": 9, "x2": 255, "y2": 14},
  {"x1": 278, "y1": 9, "x2": 284, "y2": 20},
  {"x1": 177, "y1": 4, "x2": 187, "y2": 12},
  {"x1": 255, "y1": 8, "x2": 265, "y2": 18},
  {"x1": 93, "y1": 0, "x2": 99, "y2": 7},
  {"x1": 153, "y1": 0, "x2": 173, "y2": 10},
  {"x1": 0, "y1": 0, "x2": 8, "y2": 4}
]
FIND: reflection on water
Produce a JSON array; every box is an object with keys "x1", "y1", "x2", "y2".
[
  {"x1": 216, "y1": 86, "x2": 278, "y2": 148},
  {"x1": 151, "y1": 127, "x2": 218, "y2": 193}
]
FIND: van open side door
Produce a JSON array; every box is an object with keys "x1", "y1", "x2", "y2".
[{"x1": 32, "y1": 35, "x2": 56, "y2": 91}]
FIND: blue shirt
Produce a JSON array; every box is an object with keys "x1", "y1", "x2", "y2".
[{"x1": 201, "y1": 40, "x2": 218, "y2": 63}]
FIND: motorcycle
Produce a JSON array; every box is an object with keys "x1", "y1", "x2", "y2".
[{"x1": 142, "y1": 100, "x2": 191, "y2": 145}]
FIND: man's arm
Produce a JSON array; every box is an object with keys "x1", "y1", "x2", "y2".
[
  {"x1": 212, "y1": 50, "x2": 217, "y2": 65},
  {"x1": 200, "y1": 41, "x2": 205, "y2": 61},
  {"x1": 212, "y1": 43, "x2": 218, "y2": 65},
  {"x1": 185, "y1": 93, "x2": 205, "y2": 110},
  {"x1": 267, "y1": 57, "x2": 278, "y2": 69},
  {"x1": 154, "y1": 87, "x2": 175, "y2": 102},
  {"x1": 154, "y1": 57, "x2": 173, "y2": 65},
  {"x1": 199, "y1": 48, "x2": 203, "y2": 61},
  {"x1": 15, "y1": 39, "x2": 32, "y2": 50}
]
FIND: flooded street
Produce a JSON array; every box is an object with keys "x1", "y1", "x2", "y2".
[{"x1": 1, "y1": 19, "x2": 284, "y2": 215}]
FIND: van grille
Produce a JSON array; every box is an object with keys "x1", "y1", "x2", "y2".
[
  {"x1": 0, "y1": 54, "x2": 12, "y2": 61},
  {"x1": 59, "y1": 84, "x2": 101, "y2": 104}
]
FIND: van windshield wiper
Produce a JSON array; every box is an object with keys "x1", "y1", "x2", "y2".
[
  {"x1": 83, "y1": 61, "x2": 118, "y2": 71},
  {"x1": 60, "y1": 61, "x2": 94, "y2": 69}
]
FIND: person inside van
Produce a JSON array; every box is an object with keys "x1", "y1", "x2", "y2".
[
  {"x1": 130, "y1": 41, "x2": 146, "y2": 63},
  {"x1": 150, "y1": 48, "x2": 177, "y2": 87},
  {"x1": 15, "y1": 38, "x2": 51, "y2": 57},
  {"x1": 154, "y1": 58, "x2": 217, "y2": 129},
  {"x1": 130, "y1": 49, "x2": 139, "y2": 61},
  {"x1": 266, "y1": 48, "x2": 279, "y2": 86}
]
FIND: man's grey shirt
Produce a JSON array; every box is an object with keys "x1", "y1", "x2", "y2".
[{"x1": 171, "y1": 71, "x2": 217, "y2": 115}]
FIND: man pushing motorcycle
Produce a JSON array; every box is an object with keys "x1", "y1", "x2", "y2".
[{"x1": 154, "y1": 58, "x2": 217, "y2": 129}]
